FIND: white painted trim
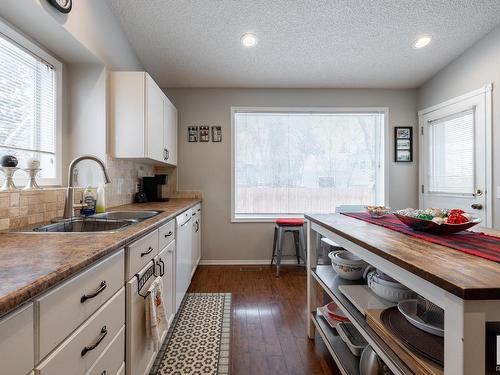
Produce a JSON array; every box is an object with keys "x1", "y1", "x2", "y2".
[
  {"x1": 199, "y1": 258, "x2": 304, "y2": 266},
  {"x1": 0, "y1": 17, "x2": 63, "y2": 186},
  {"x1": 230, "y1": 106, "x2": 389, "y2": 222},
  {"x1": 417, "y1": 84, "x2": 492, "y2": 116},
  {"x1": 418, "y1": 84, "x2": 493, "y2": 227}
]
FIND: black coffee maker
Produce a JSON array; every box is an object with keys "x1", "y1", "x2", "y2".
[{"x1": 140, "y1": 174, "x2": 168, "y2": 202}]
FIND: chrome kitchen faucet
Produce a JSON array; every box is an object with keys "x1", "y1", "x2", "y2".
[{"x1": 63, "y1": 155, "x2": 111, "y2": 218}]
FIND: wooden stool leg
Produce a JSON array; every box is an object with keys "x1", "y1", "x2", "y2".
[
  {"x1": 276, "y1": 226, "x2": 284, "y2": 277},
  {"x1": 271, "y1": 226, "x2": 278, "y2": 265},
  {"x1": 292, "y1": 230, "x2": 300, "y2": 264}
]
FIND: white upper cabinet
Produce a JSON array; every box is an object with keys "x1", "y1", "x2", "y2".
[
  {"x1": 163, "y1": 96, "x2": 178, "y2": 166},
  {"x1": 110, "y1": 71, "x2": 177, "y2": 166}
]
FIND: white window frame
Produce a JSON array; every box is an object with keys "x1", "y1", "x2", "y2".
[
  {"x1": 230, "y1": 106, "x2": 389, "y2": 222},
  {"x1": 0, "y1": 18, "x2": 63, "y2": 186},
  {"x1": 418, "y1": 84, "x2": 493, "y2": 227}
]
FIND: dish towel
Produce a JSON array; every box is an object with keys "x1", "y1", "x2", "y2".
[{"x1": 145, "y1": 276, "x2": 168, "y2": 351}]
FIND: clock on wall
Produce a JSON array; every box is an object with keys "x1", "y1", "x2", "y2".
[{"x1": 47, "y1": 0, "x2": 72, "y2": 14}]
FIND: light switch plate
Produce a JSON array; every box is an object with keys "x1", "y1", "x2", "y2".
[{"x1": 496, "y1": 186, "x2": 500, "y2": 199}]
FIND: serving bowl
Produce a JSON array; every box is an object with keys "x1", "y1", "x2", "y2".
[
  {"x1": 366, "y1": 206, "x2": 390, "y2": 218},
  {"x1": 328, "y1": 250, "x2": 368, "y2": 280},
  {"x1": 366, "y1": 270, "x2": 416, "y2": 303},
  {"x1": 394, "y1": 213, "x2": 481, "y2": 234}
]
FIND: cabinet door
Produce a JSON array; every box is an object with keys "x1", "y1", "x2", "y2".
[
  {"x1": 191, "y1": 216, "x2": 200, "y2": 276},
  {"x1": 158, "y1": 240, "x2": 175, "y2": 329},
  {"x1": 125, "y1": 261, "x2": 157, "y2": 375},
  {"x1": 145, "y1": 75, "x2": 165, "y2": 162},
  {"x1": 0, "y1": 303, "x2": 34, "y2": 375},
  {"x1": 163, "y1": 97, "x2": 177, "y2": 166}
]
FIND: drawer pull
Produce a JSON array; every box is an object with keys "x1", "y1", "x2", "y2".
[
  {"x1": 140, "y1": 246, "x2": 154, "y2": 257},
  {"x1": 80, "y1": 281, "x2": 107, "y2": 303},
  {"x1": 81, "y1": 326, "x2": 107, "y2": 356},
  {"x1": 101, "y1": 371, "x2": 106, "y2": 375},
  {"x1": 164, "y1": 231, "x2": 173, "y2": 238}
]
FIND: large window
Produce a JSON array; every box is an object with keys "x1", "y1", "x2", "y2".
[
  {"x1": 0, "y1": 22, "x2": 61, "y2": 185},
  {"x1": 231, "y1": 108, "x2": 387, "y2": 221}
]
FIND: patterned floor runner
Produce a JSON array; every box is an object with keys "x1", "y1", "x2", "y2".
[{"x1": 150, "y1": 293, "x2": 232, "y2": 375}]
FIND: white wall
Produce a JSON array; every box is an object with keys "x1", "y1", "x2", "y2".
[
  {"x1": 165, "y1": 88, "x2": 418, "y2": 262},
  {"x1": 0, "y1": 0, "x2": 142, "y2": 69},
  {"x1": 0, "y1": 0, "x2": 145, "y2": 191},
  {"x1": 417, "y1": 24, "x2": 500, "y2": 228}
]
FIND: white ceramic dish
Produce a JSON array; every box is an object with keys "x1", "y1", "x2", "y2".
[
  {"x1": 329, "y1": 251, "x2": 368, "y2": 280},
  {"x1": 397, "y1": 299, "x2": 444, "y2": 337},
  {"x1": 366, "y1": 271, "x2": 416, "y2": 303}
]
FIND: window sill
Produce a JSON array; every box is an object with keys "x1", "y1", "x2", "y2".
[{"x1": 232, "y1": 214, "x2": 305, "y2": 223}]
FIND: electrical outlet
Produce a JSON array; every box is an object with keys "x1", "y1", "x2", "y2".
[{"x1": 496, "y1": 186, "x2": 500, "y2": 199}]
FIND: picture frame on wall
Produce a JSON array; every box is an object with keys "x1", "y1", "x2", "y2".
[
  {"x1": 212, "y1": 126, "x2": 222, "y2": 142},
  {"x1": 188, "y1": 126, "x2": 198, "y2": 142},
  {"x1": 394, "y1": 126, "x2": 412, "y2": 162},
  {"x1": 199, "y1": 126, "x2": 210, "y2": 142}
]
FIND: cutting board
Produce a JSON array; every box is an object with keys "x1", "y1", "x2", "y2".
[
  {"x1": 338, "y1": 285, "x2": 394, "y2": 316},
  {"x1": 366, "y1": 309, "x2": 444, "y2": 375}
]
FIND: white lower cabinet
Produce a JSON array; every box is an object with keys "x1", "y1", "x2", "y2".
[
  {"x1": 86, "y1": 325, "x2": 125, "y2": 375},
  {"x1": 35, "y1": 288, "x2": 125, "y2": 375},
  {"x1": 0, "y1": 303, "x2": 34, "y2": 375},
  {"x1": 191, "y1": 208, "x2": 201, "y2": 276},
  {"x1": 126, "y1": 259, "x2": 167, "y2": 375},
  {"x1": 158, "y1": 240, "x2": 176, "y2": 327}
]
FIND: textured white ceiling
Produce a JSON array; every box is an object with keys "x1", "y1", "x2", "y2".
[{"x1": 106, "y1": 0, "x2": 500, "y2": 88}]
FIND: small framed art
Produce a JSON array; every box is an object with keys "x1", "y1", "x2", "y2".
[
  {"x1": 188, "y1": 126, "x2": 198, "y2": 142},
  {"x1": 199, "y1": 126, "x2": 210, "y2": 142},
  {"x1": 394, "y1": 127, "x2": 413, "y2": 162},
  {"x1": 212, "y1": 126, "x2": 222, "y2": 142}
]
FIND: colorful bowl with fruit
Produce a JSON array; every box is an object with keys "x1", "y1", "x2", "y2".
[
  {"x1": 366, "y1": 205, "x2": 391, "y2": 218},
  {"x1": 394, "y1": 208, "x2": 481, "y2": 234}
]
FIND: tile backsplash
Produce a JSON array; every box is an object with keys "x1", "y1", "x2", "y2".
[{"x1": 0, "y1": 157, "x2": 201, "y2": 230}]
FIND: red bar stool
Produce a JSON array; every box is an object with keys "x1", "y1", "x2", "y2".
[{"x1": 271, "y1": 218, "x2": 306, "y2": 277}]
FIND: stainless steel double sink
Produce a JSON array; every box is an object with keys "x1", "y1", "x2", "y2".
[{"x1": 32, "y1": 211, "x2": 161, "y2": 233}]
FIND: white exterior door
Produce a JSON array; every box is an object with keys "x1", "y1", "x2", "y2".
[{"x1": 419, "y1": 85, "x2": 492, "y2": 226}]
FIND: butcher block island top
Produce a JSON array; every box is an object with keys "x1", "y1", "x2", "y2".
[
  {"x1": 305, "y1": 213, "x2": 500, "y2": 300},
  {"x1": 0, "y1": 198, "x2": 201, "y2": 317}
]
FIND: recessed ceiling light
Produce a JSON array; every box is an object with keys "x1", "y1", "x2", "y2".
[
  {"x1": 413, "y1": 35, "x2": 432, "y2": 49},
  {"x1": 241, "y1": 33, "x2": 258, "y2": 48}
]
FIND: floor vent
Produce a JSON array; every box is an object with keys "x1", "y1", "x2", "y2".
[{"x1": 239, "y1": 266, "x2": 263, "y2": 272}]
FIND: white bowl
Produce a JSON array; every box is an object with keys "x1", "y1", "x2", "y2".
[
  {"x1": 328, "y1": 251, "x2": 368, "y2": 280},
  {"x1": 331, "y1": 250, "x2": 366, "y2": 265},
  {"x1": 367, "y1": 271, "x2": 416, "y2": 302}
]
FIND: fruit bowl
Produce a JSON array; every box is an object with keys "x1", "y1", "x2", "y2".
[{"x1": 394, "y1": 213, "x2": 481, "y2": 234}]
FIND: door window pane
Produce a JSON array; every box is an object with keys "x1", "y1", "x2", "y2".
[
  {"x1": 233, "y1": 111, "x2": 385, "y2": 217},
  {"x1": 428, "y1": 110, "x2": 474, "y2": 194}
]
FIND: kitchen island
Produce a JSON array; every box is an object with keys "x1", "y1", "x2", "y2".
[{"x1": 306, "y1": 213, "x2": 500, "y2": 375}]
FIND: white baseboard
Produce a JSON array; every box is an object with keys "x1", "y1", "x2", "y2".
[{"x1": 199, "y1": 258, "x2": 304, "y2": 266}]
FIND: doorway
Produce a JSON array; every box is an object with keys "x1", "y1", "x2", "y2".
[{"x1": 418, "y1": 85, "x2": 492, "y2": 227}]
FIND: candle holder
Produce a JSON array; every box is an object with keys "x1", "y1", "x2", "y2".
[
  {"x1": 0, "y1": 167, "x2": 20, "y2": 192},
  {"x1": 23, "y1": 168, "x2": 42, "y2": 190}
]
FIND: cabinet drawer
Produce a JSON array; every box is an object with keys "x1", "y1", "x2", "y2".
[
  {"x1": 126, "y1": 230, "x2": 159, "y2": 279},
  {"x1": 36, "y1": 288, "x2": 125, "y2": 375},
  {"x1": 0, "y1": 303, "x2": 34, "y2": 375},
  {"x1": 87, "y1": 325, "x2": 125, "y2": 375},
  {"x1": 158, "y1": 219, "x2": 175, "y2": 249},
  {"x1": 36, "y1": 250, "x2": 124, "y2": 359},
  {"x1": 37, "y1": 250, "x2": 124, "y2": 360}
]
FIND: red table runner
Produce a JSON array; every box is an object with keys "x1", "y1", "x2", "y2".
[{"x1": 341, "y1": 212, "x2": 500, "y2": 263}]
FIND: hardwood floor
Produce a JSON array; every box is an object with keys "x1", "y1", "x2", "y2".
[{"x1": 188, "y1": 265, "x2": 340, "y2": 375}]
